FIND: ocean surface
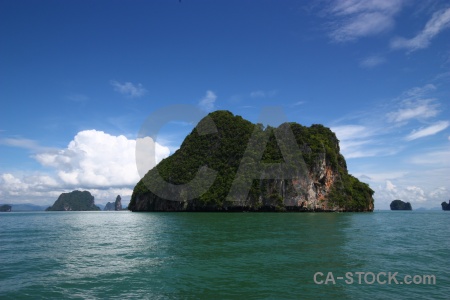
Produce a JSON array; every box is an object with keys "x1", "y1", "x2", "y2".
[{"x1": 0, "y1": 211, "x2": 448, "y2": 299}]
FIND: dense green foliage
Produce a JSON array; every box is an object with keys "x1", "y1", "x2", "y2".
[
  {"x1": 46, "y1": 190, "x2": 100, "y2": 211},
  {"x1": 390, "y1": 199, "x2": 412, "y2": 210},
  {"x1": 327, "y1": 174, "x2": 374, "y2": 211},
  {"x1": 132, "y1": 111, "x2": 255, "y2": 207},
  {"x1": 129, "y1": 110, "x2": 374, "y2": 211}
]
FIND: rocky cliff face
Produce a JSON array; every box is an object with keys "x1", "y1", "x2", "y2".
[
  {"x1": 129, "y1": 111, "x2": 374, "y2": 212},
  {"x1": 46, "y1": 190, "x2": 100, "y2": 211},
  {"x1": 115, "y1": 195, "x2": 122, "y2": 211}
]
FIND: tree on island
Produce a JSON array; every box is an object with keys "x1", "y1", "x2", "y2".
[
  {"x1": 390, "y1": 199, "x2": 412, "y2": 210},
  {"x1": 442, "y1": 200, "x2": 450, "y2": 211}
]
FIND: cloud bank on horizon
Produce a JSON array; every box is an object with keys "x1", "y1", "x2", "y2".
[
  {"x1": 0, "y1": 0, "x2": 449, "y2": 208},
  {"x1": 0, "y1": 130, "x2": 169, "y2": 205}
]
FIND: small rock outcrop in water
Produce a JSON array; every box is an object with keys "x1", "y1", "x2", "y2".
[
  {"x1": 104, "y1": 195, "x2": 123, "y2": 211},
  {"x1": 129, "y1": 111, "x2": 374, "y2": 212},
  {"x1": 390, "y1": 199, "x2": 412, "y2": 210},
  {"x1": 46, "y1": 190, "x2": 100, "y2": 211},
  {"x1": 0, "y1": 204, "x2": 12, "y2": 212},
  {"x1": 442, "y1": 200, "x2": 450, "y2": 211}
]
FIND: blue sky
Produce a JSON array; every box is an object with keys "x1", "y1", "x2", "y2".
[{"x1": 1, "y1": 0, "x2": 449, "y2": 209}]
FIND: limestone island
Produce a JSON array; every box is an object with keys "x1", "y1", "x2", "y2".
[
  {"x1": 390, "y1": 199, "x2": 412, "y2": 210},
  {"x1": 46, "y1": 190, "x2": 100, "y2": 211},
  {"x1": 104, "y1": 195, "x2": 123, "y2": 211},
  {"x1": 442, "y1": 200, "x2": 450, "y2": 211},
  {"x1": 0, "y1": 204, "x2": 12, "y2": 212},
  {"x1": 129, "y1": 111, "x2": 374, "y2": 212}
]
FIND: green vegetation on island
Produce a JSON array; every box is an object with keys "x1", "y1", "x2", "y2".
[
  {"x1": 46, "y1": 190, "x2": 100, "y2": 211},
  {"x1": 129, "y1": 110, "x2": 374, "y2": 212},
  {"x1": 390, "y1": 199, "x2": 412, "y2": 210}
]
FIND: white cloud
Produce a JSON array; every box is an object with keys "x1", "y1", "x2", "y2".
[
  {"x1": 291, "y1": 101, "x2": 305, "y2": 107},
  {"x1": 354, "y1": 171, "x2": 409, "y2": 183},
  {"x1": 250, "y1": 90, "x2": 277, "y2": 98},
  {"x1": 401, "y1": 84, "x2": 436, "y2": 99},
  {"x1": 331, "y1": 84, "x2": 446, "y2": 161},
  {"x1": 332, "y1": 12, "x2": 394, "y2": 42},
  {"x1": 332, "y1": 125, "x2": 369, "y2": 140},
  {"x1": 329, "y1": 0, "x2": 402, "y2": 16},
  {"x1": 35, "y1": 130, "x2": 170, "y2": 187},
  {"x1": 332, "y1": 83, "x2": 449, "y2": 209},
  {"x1": 374, "y1": 180, "x2": 428, "y2": 207},
  {"x1": 250, "y1": 90, "x2": 266, "y2": 98},
  {"x1": 405, "y1": 186, "x2": 427, "y2": 202},
  {"x1": 341, "y1": 146, "x2": 400, "y2": 159},
  {"x1": 359, "y1": 55, "x2": 386, "y2": 68},
  {"x1": 386, "y1": 180, "x2": 396, "y2": 192},
  {"x1": 0, "y1": 171, "x2": 135, "y2": 206},
  {"x1": 0, "y1": 173, "x2": 61, "y2": 203},
  {"x1": 405, "y1": 121, "x2": 449, "y2": 141},
  {"x1": 387, "y1": 100, "x2": 439, "y2": 123},
  {"x1": 331, "y1": 125, "x2": 395, "y2": 158},
  {"x1": 198, "y1": 90, "x2": 217, "y2": 112},
  {"x1": 386, "y1": 84, "x2": 439, "y2": 123},
  {"x1": 0, "y1": 130, "x2": 171, "y2": 205},
  {"x1": 409, "y1": 148, "x2": 450, "y2": 166},
  {"x1": 326, "y1": 0, "x2": 403, "y2": 42},
  {"x1": 1, "y1": 173, "x2": 22, "y2": 186},
  {"x1": 351, "y1": 149, "x2": 450, "y2": 208},
  {"x1": 110, "y1": 80, "x2": 147, "y2": 98},
  {"x1": 355, "y1": 166, "x2": 450, "y2": 209},
  {"x1": 429, "y1": 187, "x2": 448, "y2": 200},
  {"x1": 135, "y1": 136, "x2": 173, "y2": 178},
  {"x1": 0, "y1": 138, "x2": 49, "y2": 152},
  {"x1": 391, "y1": 7, "x2": 450, "y2": 52}
]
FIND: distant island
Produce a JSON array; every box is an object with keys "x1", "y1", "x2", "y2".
[
  {"x1": 104, "y1": 195, "x2": 123, "y2": 211},
  {"x1": 46, "y1": 190, "x2": 101, "y2": 211},
  {"x1": 390, "y1": 199, "x2": 412, "y2": 210},
  {"x1": 129, "y1": 110, "x2": 374, "y2": 212},
  {"x1": 0, "y1": 204, "x2": 12, "y2": 212},
  {"x1": 442, "y1": 200, "x2": 450, "y2": 211}
]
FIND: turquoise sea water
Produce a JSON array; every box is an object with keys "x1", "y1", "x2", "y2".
[{"x1": 0, "y1": 211, "x2": 448, "y2": 299}]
